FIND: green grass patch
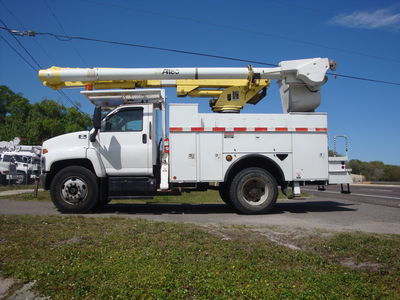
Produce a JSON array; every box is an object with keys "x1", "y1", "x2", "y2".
[
  {"x1": 0, "y1": 189, "x2": 302, "y2": 203},
  {"x1": 302, "y1": 231, "x2": 400, "y2": 272},
  {"x1": 0, "y1": 216, "x2": 398, "y2": 299},
  {"x1": 0, "y1": 190, "x2": 50, "y2": 201},
  {"x1": 0, "y1": 184, "x2": 36, "y2": 192}
]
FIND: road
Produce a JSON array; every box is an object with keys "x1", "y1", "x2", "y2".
[
  {"x1": 302, "y1": 184, "x2": 400, "y2": 208},
  {"x1": 0, "y1": 184, "x2": 399, "y2": 234}
]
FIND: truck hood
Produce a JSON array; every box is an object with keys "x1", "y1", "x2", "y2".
[{"x1": 42, "y1": 131, "x2": 90, "y2": 150}]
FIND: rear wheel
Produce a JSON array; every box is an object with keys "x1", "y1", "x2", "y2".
[
  {"x1": 229, "y1": 167, "x2": 278, "y2": 214},
  {"x1": 50, "y1": 166, "x2": 98, "y2": 213}
]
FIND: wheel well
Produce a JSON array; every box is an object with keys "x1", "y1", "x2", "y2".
[
  {"x1": 45, "y1": 159, "x2": 96, "y2": 190},
  {"x1": 224, "y1": 155, "x2": 285, "y2": 186}
]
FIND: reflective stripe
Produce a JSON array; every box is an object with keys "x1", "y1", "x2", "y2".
[{"x1": 169, "y1": 127, "x2": 327, "y2": 132}]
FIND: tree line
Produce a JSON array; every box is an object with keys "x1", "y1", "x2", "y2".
[
  {"x1": 349, "y1": 160, "x2": 400, "y2": 182},
  {"x1": 0, "y1": 85, "x2": 92, "y2": 145}
]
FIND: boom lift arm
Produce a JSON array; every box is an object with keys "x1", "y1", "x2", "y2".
[{"x1": 38, "y1": 58, "x2": 335, "y2": 113}]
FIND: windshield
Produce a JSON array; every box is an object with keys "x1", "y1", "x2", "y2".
[{"x1": 2, "y1": 155, "x2": 32, "y2": 163}]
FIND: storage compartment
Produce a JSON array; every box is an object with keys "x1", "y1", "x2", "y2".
[{"x1": 170, "y1": 133, "x2": 197, "y2": 181}]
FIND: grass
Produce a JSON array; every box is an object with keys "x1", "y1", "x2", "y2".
[
  {"x1": 0, "y1": 184, "x2": 36, "y2": 192},
  {"x1": 366, "y1": 181, "x2": 400, "y2": 185},
  {"x1": 0, "y1": 190, "x2": 50, "y2": 201},
  {"x1": 0, "y1": 189, "x2": 307, "y2": 203},
  {"x1": 0, "y1": 215, "x2": 399, "y2": 299}
]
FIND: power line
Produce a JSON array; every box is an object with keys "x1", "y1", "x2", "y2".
[
  {"x1": 38, "y1": 30, "x2": 278, "y2": 67},
  {"x1": 0, "y1": 21, "x2": 84, "y2": 111},
  {"x1": 57, "y1": 90, "x2": 82, "y2": 112},
  {"x1": 0, "y1": 0, "x2": 57, "y2": 65},
  {"x1": 0, "y1": 19, "x2": 42, "y2": 69},
  {"x1": 327, "y1": 72, "x2": 400, "y2": 87},
  {"x1": 81, "y1": 0, "x2": 400, "y2": 65},
  {"x1": 0, "y1": 34, "x2": 37, "y2": 72},
  {"x1": 42, "y1": 0, "x2": 88, "y2": 66},
  {"x1": 0, "y1": 11, "x2": 83, "y2": 113},
  {"x1": 1, "y1": 25, "x2": 400, "y2": 87}
]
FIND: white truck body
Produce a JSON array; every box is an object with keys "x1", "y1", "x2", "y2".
[{"x1": 169, "y1": 104, "x2": 329, "y2": 183}]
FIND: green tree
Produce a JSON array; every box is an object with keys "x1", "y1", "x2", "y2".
[
  {"x1": 0, "y1": 85, "x2": 91, "y2": 144},
  {"x1": 349, "y1": 159, "x2": 400, "y2": 181}
]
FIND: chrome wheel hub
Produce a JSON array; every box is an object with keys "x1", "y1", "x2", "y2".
[{"x1": 61, "y1": 177, "x2": 88, "y2": 204}]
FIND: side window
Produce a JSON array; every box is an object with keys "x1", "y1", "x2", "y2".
[{"x1": 102, "y1": 108, "x2": 143, "y2": 132}]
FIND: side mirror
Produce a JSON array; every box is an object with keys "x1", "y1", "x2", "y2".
[
  {"x1": 93, "y1": 106, "x2": 102, "y2": 129},
  {"x1": 90, "y1": 106, "x2": 101, "y2": 142}
]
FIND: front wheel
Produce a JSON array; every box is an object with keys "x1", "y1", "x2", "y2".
[
  {"x1": 15, "y1": 171, "x2": 27, "y2": 185},
  {"x1": 229, "y1": 167, "x2": 278, "y2": 214},
  {"x1": 50, "y1": 166, "x2": 98, "y2": 213}
]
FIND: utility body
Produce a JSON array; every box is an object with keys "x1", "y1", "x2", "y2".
[{"x1": 38, "y1": 58, "x2": 352, "y2": 214}]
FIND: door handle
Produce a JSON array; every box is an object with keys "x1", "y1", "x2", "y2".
[{"x1": 142, "y1": 133, "x2": 147, "y2": 144}]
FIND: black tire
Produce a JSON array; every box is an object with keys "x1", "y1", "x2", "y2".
[
  {"x1": 229, "y1": 167, "x2": 278, "y2": 214},
  {"x1": 218, "y1": 183, "x2": 232, "y2": 206},
  {"x1": 50, "y1": 166, "x2": 98, "y2": 213},
  {"x1": 0, "y1": 175, "x2": 7, "y2": 185},
  {"x1": 15, "y1": 171, "x2": 27, "y2": 185}
]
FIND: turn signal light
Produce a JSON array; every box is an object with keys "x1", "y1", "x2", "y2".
[
  {"x1": 42, "y1": 148, "x2": 48, "y2": 154},
  {"x1": 226, "y1": 155, "x2": 233, "y2": 162}
]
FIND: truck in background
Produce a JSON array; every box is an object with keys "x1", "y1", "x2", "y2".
[{"x1": 0, "y1": 145, "x2": 41, "y2": 185}]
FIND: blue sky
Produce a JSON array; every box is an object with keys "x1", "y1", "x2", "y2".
[{"x1": 0, "y1": 0, "x2": 399, "y2": 165}]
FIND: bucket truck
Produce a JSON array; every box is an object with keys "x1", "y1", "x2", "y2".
[{"x1": 38, "y1": 57, "x2": 352, "y2": 214}]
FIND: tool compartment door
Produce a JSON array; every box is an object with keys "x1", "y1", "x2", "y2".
[
  {"x1": 170, "y1": 133, "x2": 197, "y2": 181},
  {"x1": 199, "y1": 133, "x2": 223, "y2": 181},
  {"x1": 292, "y1": 133, "x2": 328, "y2": 180}
]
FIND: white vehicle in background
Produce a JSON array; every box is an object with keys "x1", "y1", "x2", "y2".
[
  {"x1": 38, "y1": 57, "x2": 352, "y2": 214},
  {"x1": 0, "y1": 151, "x2": 41, "y2": 185}
]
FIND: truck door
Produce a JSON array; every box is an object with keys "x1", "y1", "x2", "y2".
[{"x1": 96, "y1": 105, "x2": 152, "y2": 176}]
